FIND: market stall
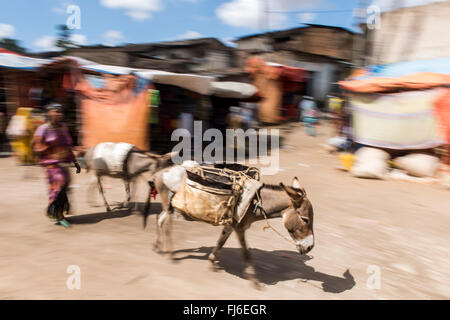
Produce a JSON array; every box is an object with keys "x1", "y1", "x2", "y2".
[
  {"x1": 336, "y1": 58, "x2": 450, "y2": 182},
  {"x1": 0, "y1": 49, "x2": 51, "y2": 161}
]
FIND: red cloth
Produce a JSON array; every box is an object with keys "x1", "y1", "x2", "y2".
[
  {"x1": 63, "y1": 72, "x2": 75, "y2": 91},
  {"x1": 0, "y1": 48, "x2": 24, "y2": 55},
  {"x1": 278, "y1": 66, "x2": 306, "y2": 82},
  {"x1": 245, "y1": 58, "x2": 306, "y2": 82},
  {"x1": 435, "y1": 88, "x2": 450, "y2": 144}
]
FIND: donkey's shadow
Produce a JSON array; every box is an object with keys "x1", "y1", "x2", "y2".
[
  {"x1": 66, "y1": 203, "x2": 162, "y2": 225},
  {"x1": 173, "y1": 246, "x2": 355, "y2": 293}
]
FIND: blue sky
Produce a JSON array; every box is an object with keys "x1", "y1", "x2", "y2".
[{"x1": 0, "y1": 0, "x2": 444, "y2": 52}]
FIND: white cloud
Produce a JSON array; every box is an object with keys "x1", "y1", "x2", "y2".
[
  {"x1": 216, "y1": 0, "x2": 324, "y2": 30},
  {"x1": 33, "y1": 35, "x2": 61, "y2": 52},
  {"x1": 70, "y1": 34, "x2": 88, "y2": 46},
  {"x1": 51, "y1": 7, "x2": 65, "y2": 14},
  {"x1": 177, "y1": 30, "x2": 204, "y2": 39},
  {"x1": 51, "y1": 1, "x2": 73, "y2": 15},
  {"x1": 216, "y1": 0, "x2": 270, "y2": 29},
  {"x1": 103, "y1": 30, "x2": 124, "y2": 46},
  {"x1": 298, "y1": 12, "x2": 316, "y2": 24},
  {"x1": 125, "y1": 11, "x2": 151, "y2": 21},
  {"x1": 100, "y1": 0, "x2": 162, "y2": 21},
  {"x1": 0, "y1": 23, "x2": 15, "y2": 39},
  {"x1": 221, "y1": 37, "x2": 237, "y2": 47}
]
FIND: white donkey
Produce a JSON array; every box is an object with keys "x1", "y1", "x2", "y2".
[{"x1": 84, "y1": 142, "x2": 173, "y2": 212}]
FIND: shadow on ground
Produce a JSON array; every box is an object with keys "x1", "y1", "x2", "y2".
[
  {"x1": 66, "y1": 202, "x2": 162, "y2": 225},
  {"x1": 173, "y1": 246, "x2": 355, "y2": 293}
]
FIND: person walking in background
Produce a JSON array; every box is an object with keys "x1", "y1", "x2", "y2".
[
  {"x1": 300, "y1": 96, "x2": 319, "y2": 136},
  {"x1": 0, "y1": 111, "x2": 5, "y2": 154},
  {"x1": 0, "y1": 88, "x2": 6, "y2": 154},
  {"x1": 328, "y1": 94, "x2": 344, "y2": 136},
  {"x1": 31, "y1": 103, "x2": 81, "y2": 228}
]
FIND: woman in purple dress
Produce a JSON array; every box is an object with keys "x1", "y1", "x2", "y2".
[{"x1": 32, "y1": 103, "x2": 81, "y2": 227}]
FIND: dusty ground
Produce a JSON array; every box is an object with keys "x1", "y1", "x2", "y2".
[{"x1": 0, "y1": 123, "x2": 449, "y2": 300}]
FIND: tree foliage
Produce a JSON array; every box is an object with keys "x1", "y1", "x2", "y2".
[
  {"x1": 0, "y1": 38, "x2": 27, "y2": 54},
  {"x1": 56, "y1": 24, "x2": 75, "y2": 50}
]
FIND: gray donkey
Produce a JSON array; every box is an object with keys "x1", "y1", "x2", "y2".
[
  {"x1": 84, "y1": 142, "x2": 174, "y2": 212},
  {"x1": 143, "y1": 164, "x2": 315, "y2": 288}
]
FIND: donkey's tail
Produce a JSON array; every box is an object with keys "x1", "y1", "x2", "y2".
[
  {"x1": 143, "y1": 199, "x2": 151, "y2": 229},
  {"x1": 143, "y1": 181, "x2": 155, "y2": 229}
]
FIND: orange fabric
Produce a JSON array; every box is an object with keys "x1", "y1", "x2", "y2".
[
  {"x1": 339, "y1": 72, "x2": 450, "y2": 93},
  {"x1": 245, "y1": 57, "x2": 265, "y2": 75},
  {"x1": 253, "y1": 75, "x2": 282, "y2": 124},
  {"x1": 434, "y1": 88, "x2": 450, "y2": 144},
  {"x1": 245, "y1": 58, "x2": 305, "y2": 124},
  {"x1": 245, "y1": 58, "x2": 306, "y2": 82},
  {"x1": 75, "y1": 73, "x2": 150, "y2": 150},
  {"x1": 346, "y1": 68, "x2": 367, "y2": 80}
]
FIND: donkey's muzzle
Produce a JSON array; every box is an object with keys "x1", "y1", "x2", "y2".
[
  {"x1": 296, "y1": 235, "x2": 314, "y2": 255},
  {"x1": 297, "y1": 244, "x2": 314, "y2": 255}
]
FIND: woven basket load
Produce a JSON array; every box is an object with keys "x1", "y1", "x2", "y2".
[{"x1": 171, "y1": 164, "x2": 261, "y2": 226}]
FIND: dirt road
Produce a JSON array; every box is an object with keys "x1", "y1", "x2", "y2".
[{"x1": 1, "y1": 124, "x2": 449, "y2": 299}]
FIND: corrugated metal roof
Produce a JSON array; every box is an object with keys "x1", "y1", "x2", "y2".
[{"x1": 236, "y1": 24, "x2": 356, "y2": 41}]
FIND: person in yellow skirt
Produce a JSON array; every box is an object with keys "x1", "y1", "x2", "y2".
[
  {"x1": 7, "y1": 107, "x2": 45, "y2": 165},
  {"x1": 328, "y1": 94, "x2": 344, "y2": 136}
]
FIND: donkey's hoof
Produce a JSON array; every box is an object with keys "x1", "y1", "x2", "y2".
[
  {"x1": 244, "y1": 270, "x2": 263, "y2": 290},
  {"x1": 246, "y1": 275, "x2": 263, "y2": 290},
  {"x1": 252, "y1": 280, "x2": 264, "y2": 291},
  {"x1": 208, "y1": 255, "x2": 220, "y2": 271},
  {"x1": 169, "y1": 254, "x2": 178, "y2": 264},
  {"x1": 152, "y1": 244, "x2": 161, "y2": 253},
  {"x1": 210, "y1": 262, "x2": 221, "y2": 272}
]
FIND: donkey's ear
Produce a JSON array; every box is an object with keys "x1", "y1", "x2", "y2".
[
  {"x1": 165, "y1": 151, "x2": 178, "y2": 160},
  {"x1": 145, "y1": 152, "x2": 161, "y2": 159},
  {"x1": 157, "y1": 152, "x2": 175, "y2": 167},
  {"x1": 292, "y1": 177, "x2": 301, "y2": 189},
  {"x1": 280, "y1": 183, "x2": 304, "y2": 208},
  {"x1": 292, "y1": 177, "x2": 307, "y2": 195},
  {"x1": 157, "y1": 151, "x2": 176, "y2": 161},
  {"x1": 145, "y1": 152, "x2": 174, "y2": 160}
]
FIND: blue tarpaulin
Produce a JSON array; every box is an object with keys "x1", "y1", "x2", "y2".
[{"x1": 353, "y1": 57, "x2": 450, "y2": 80}]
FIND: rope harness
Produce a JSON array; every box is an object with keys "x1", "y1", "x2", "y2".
[
  {"x1": 184, "y1": 165, "x2": 298, "y2": 248},
  {"x1": 254, "y1": 190, "x2": 298, "y2": 247},
  {"x1": 188, "y1": 166, "x2": 260, "y2": 226}
]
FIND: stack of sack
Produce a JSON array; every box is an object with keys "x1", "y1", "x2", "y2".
[
  {"x1": 351, "y1": 147, "x2": 390, "y2": 179},
  {"x1": 350, "y1": 147, "x2": 444, "y2": 185}
]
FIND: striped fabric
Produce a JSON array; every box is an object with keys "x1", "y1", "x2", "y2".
[{"x1": 350, "y1": 89, "x2": 447, "y2": 150}]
